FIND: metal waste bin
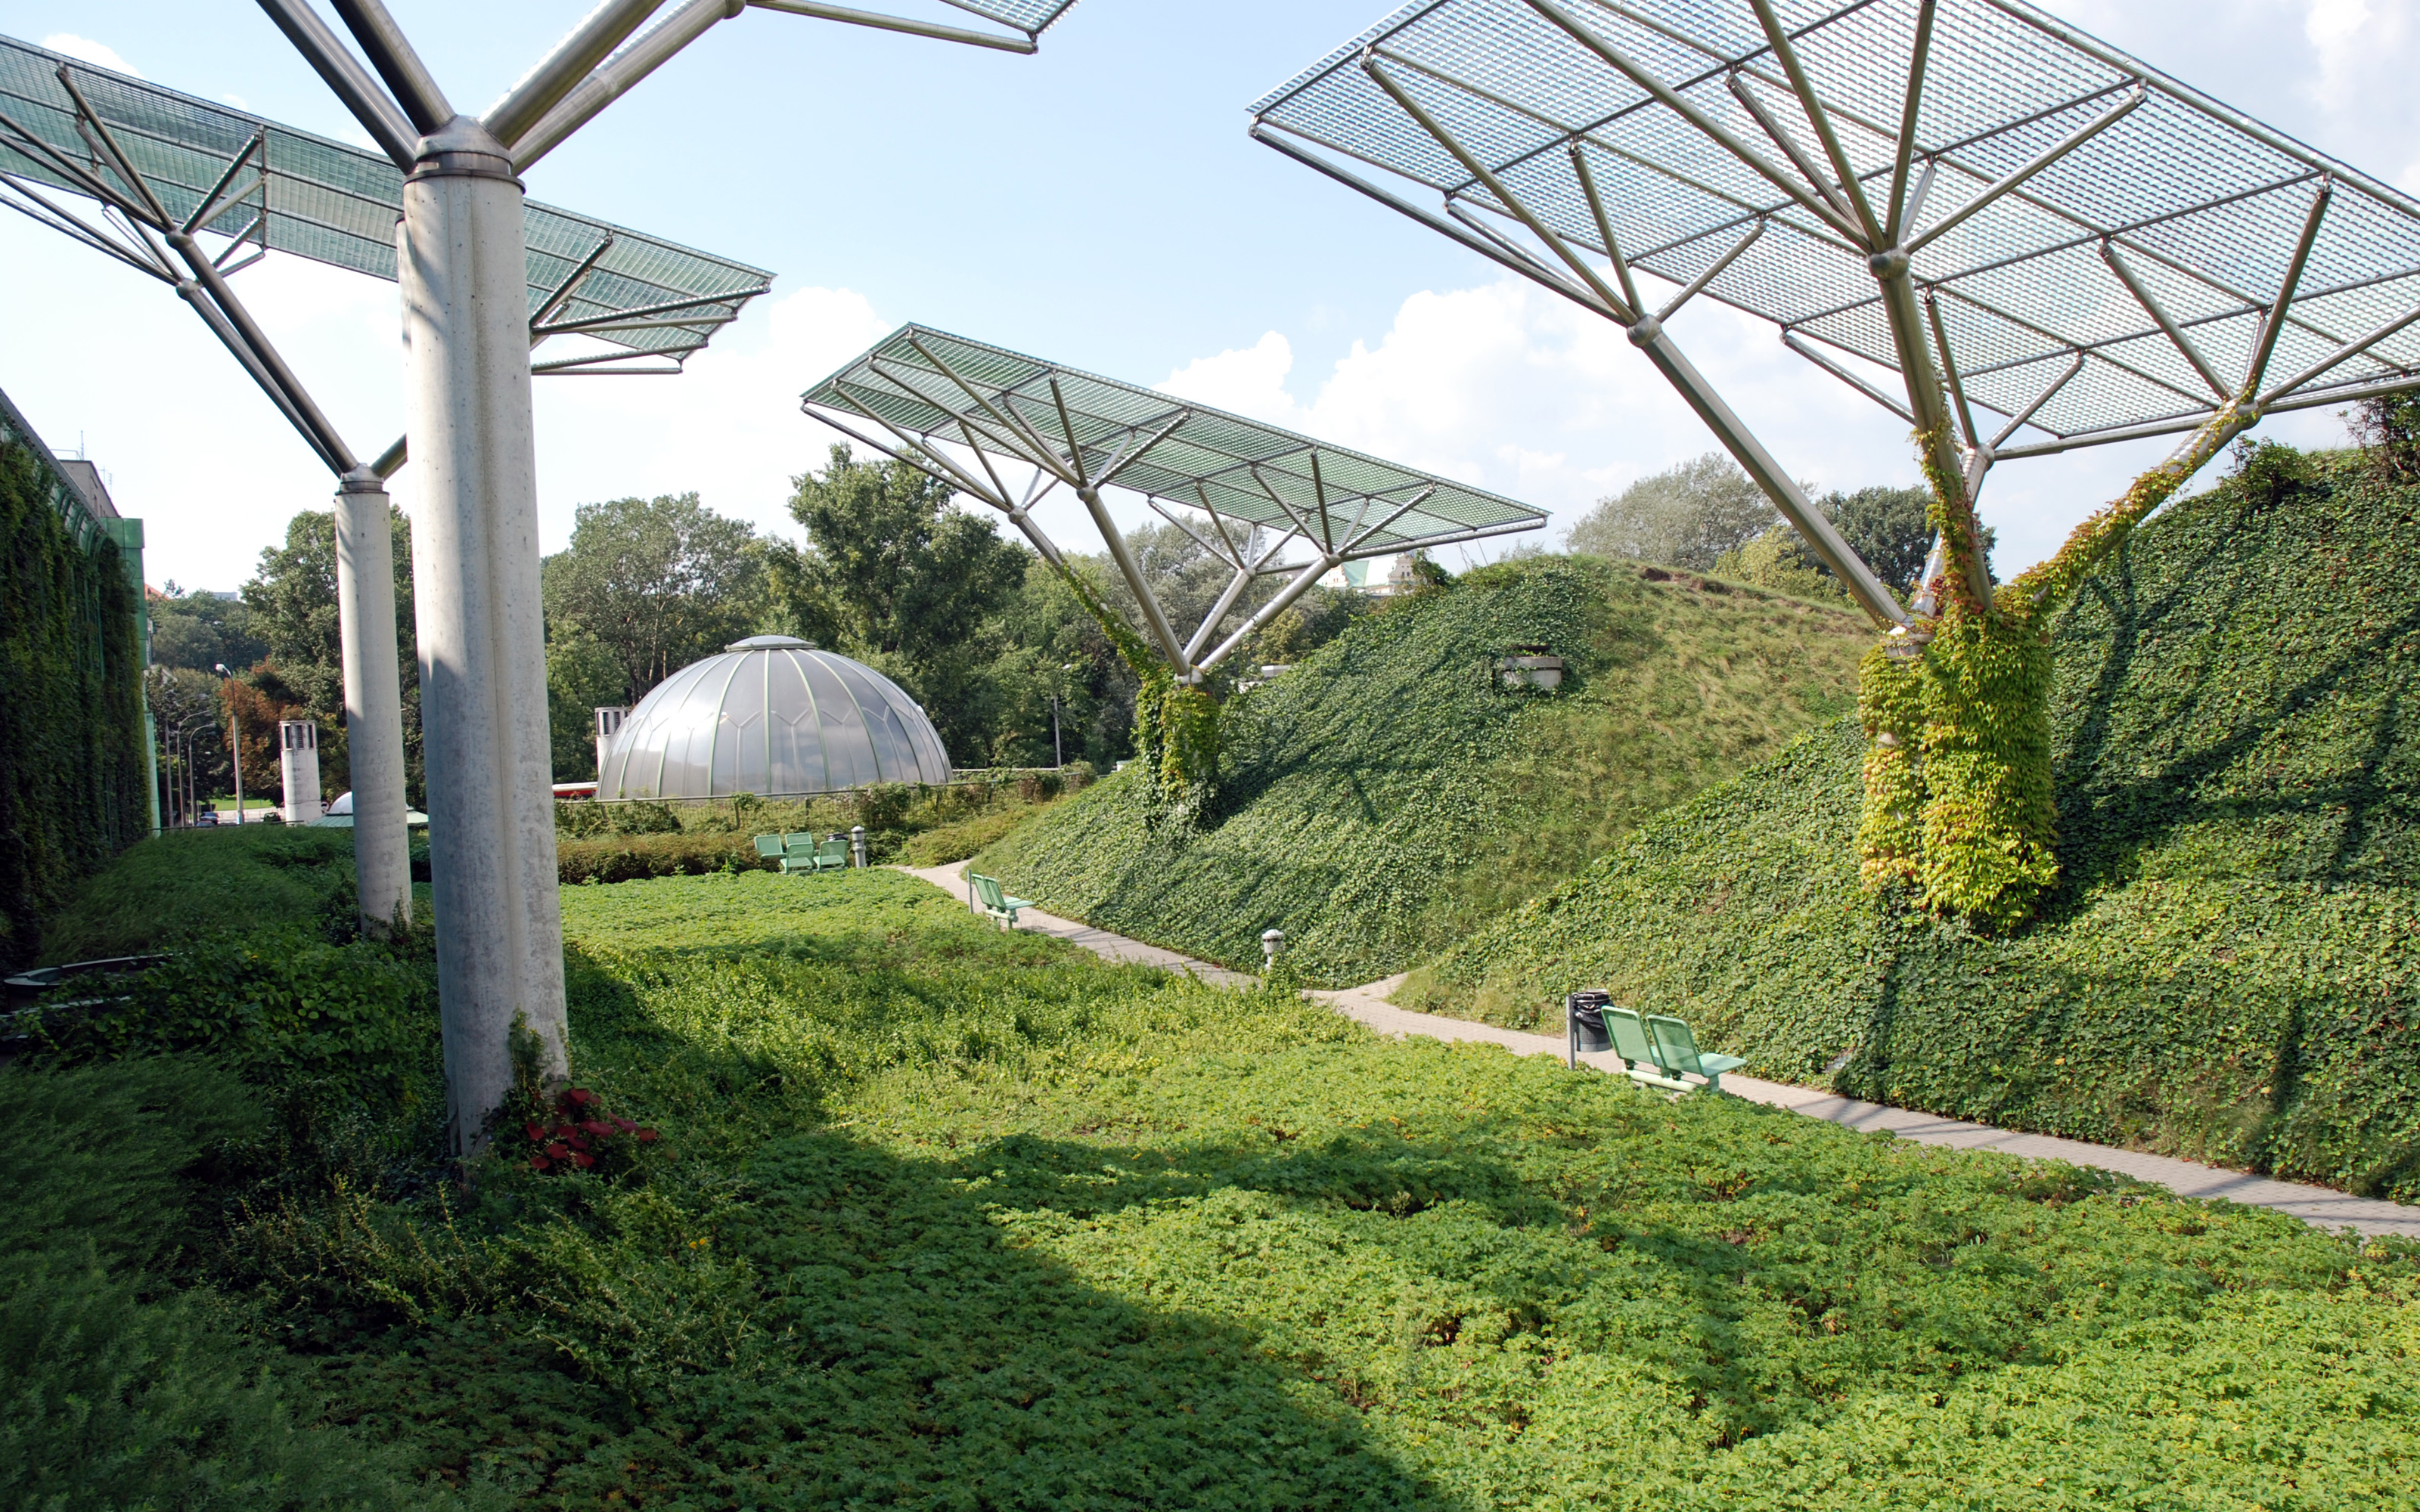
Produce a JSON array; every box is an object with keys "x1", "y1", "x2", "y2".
[{"x1": 1567, "y1": 989, "x2": 1613, "y2": 1068}]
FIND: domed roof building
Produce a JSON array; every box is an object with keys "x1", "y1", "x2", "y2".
[{"x1": 597, "y1": 635, "x2": 951, "y2": 800}]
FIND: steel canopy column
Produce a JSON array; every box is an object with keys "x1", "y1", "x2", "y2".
[
  {"x1": 336, "y1": 467, "x2": 411, "y2": 937},
  {"x1": 399, "y1": 116, "x2": 567, "y2": 1151}
]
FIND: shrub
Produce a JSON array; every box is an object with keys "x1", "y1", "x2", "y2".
[
  {"x1": 557, "y1": 829, "x2": 769, "y2": 885},
  {"x1": 898, "y1": 803, "x2": 1052, "y2": 866}
]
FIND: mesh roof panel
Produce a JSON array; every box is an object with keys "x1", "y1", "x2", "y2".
[
  {"x1": 1251, "y1": 0, "x2": 2420, "y2": 449},
  {"x1": 0, "y1": 33, "x2": 771, "y2": 366},
  {"x1": 802, "y1": 326, "x2": 1548, "y2": 555}
]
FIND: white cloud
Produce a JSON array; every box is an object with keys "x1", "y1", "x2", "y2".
[
  {"x1": 42, "y1": 34, "x2": 139, "y2": 76},
  {"x1": 528, "y1": 284, "x2": 894, "y2": 549},
  {"x1": 1156, "y1": 271, "x2": 2356, "y2": 577}
]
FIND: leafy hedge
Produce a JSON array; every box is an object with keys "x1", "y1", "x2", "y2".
[
  {"x1": 981, "y1": 557, "x2": 1867, "y2": 985},
  {"x1": 0, "y1": 432, "x2": 149, "y2": 968},
  {"x1": 1411, "y1": 449, "x2": 2420, "y2": 1201},
  {"x1": 557, "y1": 829, "x2": 771, "y2": 885}
]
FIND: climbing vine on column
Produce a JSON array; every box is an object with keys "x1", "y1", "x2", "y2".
[
  {"x1": 1859, "y1": 400, "x2": 2257, "y2": 930},
  {"x1": 1050, "y1": 559, "x2": 1222, "y2": 823}
]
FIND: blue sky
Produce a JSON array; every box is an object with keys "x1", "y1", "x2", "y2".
[{"x1": 2, "y1": 1, "x2": 2414, "y2": 591}]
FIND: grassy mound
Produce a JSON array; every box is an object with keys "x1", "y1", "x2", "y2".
[
  {"x1": 979, "y1": 558, "x2": 1869, "y2": 985},
  {"x1": 1410, "y1": 447, "x2": 2420, "y2": 1201},
  {"x1": 37, "y1": 825, "x2": 360, "y2": 962},
  {"x1": 45, "y1": 869, "x2": 2404, "y2": 1507}
]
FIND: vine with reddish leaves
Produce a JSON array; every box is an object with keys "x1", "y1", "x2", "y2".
[{"x1": 520, "y1": 1084, "x2": 659, "y2": 1176}]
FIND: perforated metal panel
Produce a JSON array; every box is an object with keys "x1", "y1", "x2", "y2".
[
  {"x1": 0, "y1": 33, "x2": 771, "y2": 368},
  {"x1": 803, "y1": 325, "x2": 1549, "y2": 556},
  {"x1": 1252, "y1": 0, "x2": 2420, "y2": 456}
]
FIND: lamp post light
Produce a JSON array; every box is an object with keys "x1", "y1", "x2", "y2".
[{"x1": 213, "y1": 663, "x2": 244, "y2": 825}]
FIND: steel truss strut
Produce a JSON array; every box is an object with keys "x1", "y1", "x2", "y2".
[
  {"x1": 1249, "y1": 0, "x2": 2420, "y2": 625},
  {"x1": 802, "y1": 326, "x2": 1549, "y2": 680}
]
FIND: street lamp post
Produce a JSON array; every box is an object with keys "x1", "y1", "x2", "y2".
[{"x1": 214, "y1": 663, "x2": 243, "y2": 826}]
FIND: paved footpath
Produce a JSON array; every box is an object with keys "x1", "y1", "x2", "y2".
[{"x1": 901, "y1": 863, "x2": 2420, "y2": 1238}]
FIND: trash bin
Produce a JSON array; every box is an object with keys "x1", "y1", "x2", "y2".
[{"x1": 1567, "y1": 988, "x2": 1613, "y2": 1067}]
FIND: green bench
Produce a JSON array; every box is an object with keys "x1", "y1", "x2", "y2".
[
  {"x1": 966, "y1": 871, "x2": 1036, "y2": 931},
  {"x1": 1603, "y1": 1005, "x2": 1745, "y2": 1094},
  {"x1": 753, "y1": 832, "x2": 849, "y2": 874}
]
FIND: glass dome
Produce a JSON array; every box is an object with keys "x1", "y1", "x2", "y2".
[{"x1": 597, "y1": 636, "x2": 951, "y2": 799}]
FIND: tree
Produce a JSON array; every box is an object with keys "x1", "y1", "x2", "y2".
[
  {"x1": 774, "y1": 447, "x2": 1029, "y2": 760},
  {"x1": 542, "y1": 493, "x2": 765, "y2": 708},
  {"x1": 776, "y1": 447, "x2": 1025, "y2": 665},
  {"x1": 147, "y1": 584, "x2": 266, "y2": 674},
  {"x1": 240, "y1": 508, "x2": 421, "y2": 804},
  {"x1": 1566, "y1": 452, "x2": 1776, "y2": 569}
]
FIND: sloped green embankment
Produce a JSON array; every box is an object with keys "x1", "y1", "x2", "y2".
[
  {"x1": 979, "y1": 557, "x2": 1869, "y2": 986},
  {"x1": 1408, "y1": 447, "x2": 2420, "y2": 1202}
]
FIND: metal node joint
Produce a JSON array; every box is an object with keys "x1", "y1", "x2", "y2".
[
  {"x1": 409, "y1": 117, "x2": 523, "y2": 185},
  {"x1": 1867, "y1": 247, "x2": 1911, "y2": 280},
  {"x1": 1625, "y1": 314, "x2": 1662, "y2": 347}
]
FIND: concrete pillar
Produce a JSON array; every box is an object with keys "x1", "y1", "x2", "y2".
[
  {"x1": 278, "y1": 719, "x2": 324, "y2": 825},
  {"x1": 399, "y1": 116, "x2": 567, "y2": 1154},
  {"x1": 336, "y1": 470, "x2": 413, "y2": 937}
]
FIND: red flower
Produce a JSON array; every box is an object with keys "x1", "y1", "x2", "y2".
[
  {"x1": 545, "y1": 1142, "x2": 569, "y2": 1159},
  {"x1": 571, "y1": 1151, "x2": 595, "y2": 1169},
  {"x1": 526, "y1": 1121, "x2": 544, "y2": 1142},
  {"x1": 637, "y1": 1128, "x2": 659, "y2": 1142},
  {"x1": 565, "y1": 1088, "x2": 594, "y2": 1107},
  {"x1": 530, "y1": 1156, "x2": 551, "y2": 1171}
]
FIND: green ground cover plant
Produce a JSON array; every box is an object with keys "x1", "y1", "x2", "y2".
[
  {"x1": 6, "y1": 867, "x2": 2418, "y2": 1505},
  {"x1": 979, "y1": 558, "x2": 1869, "y2": 986},
  {"x1": 37, "y1": 824, "x2": 364, "y2": 962},
  {"x1": 1, "y1": 1058, "x2": 452, "y2": 1510},
  {"x1": 1410, "y1": 447, "x2": 2420, "y2": 1201},
  {"x1": 16, "y1": 869, "x2": 2410, "y2": 1508}
]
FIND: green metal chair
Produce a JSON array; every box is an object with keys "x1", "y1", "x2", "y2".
[
  {"x1": 752, "y1": 833, "x2": 785, "y2": 863},
  {"x1": 813, "y1": 837, "x2": 850, "y2": 872},
  {"x1": 1646, "y1": 1015, "x2": 1746, "y2": 1094},
  {"x1": 967, "y1": 872, "x2": 1037, "y2": 930}
]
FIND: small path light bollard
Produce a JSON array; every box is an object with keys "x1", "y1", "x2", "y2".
[
  {"x1": 1261, "y1": 928, "x2": 1285, "y2": 974},
  {"x1": 851, "y1": 825, "x2": 867, "y2": 869},
  {"x1": 1568, "y1": 989, "x2": 1614, "y2": 1069}
]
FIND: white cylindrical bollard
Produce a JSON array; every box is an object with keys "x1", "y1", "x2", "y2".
[
  {"x1": 278, "y1": 719, "x2": 324, "y2": 826},
  {"x1": 593, "y1": 706, "x2": 628, "y2": 784},
  {"x1": 851, "y1": 824, "x2": 867, "y2": 869},
  {"x1": 336, "y1": 470, "x2": 412, "y2": 936},
  {"x1": 400, "y1": 117, "x2": 568, "y2": 1154}
]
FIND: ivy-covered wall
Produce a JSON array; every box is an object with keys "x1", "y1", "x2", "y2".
[{"x1": 0, "y1": 399, "x2": 150, "y2": 967}]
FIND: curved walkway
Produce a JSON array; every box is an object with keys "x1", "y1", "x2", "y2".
[{"x1": 901, "y1": 863, "x2": 2420, "y2": 1238}]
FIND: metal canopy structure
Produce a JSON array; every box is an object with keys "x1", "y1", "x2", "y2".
[
  {"x1": 802, "y1": 324, "x2": 1548, "y2": 676},
  {"x1": 0, "y1": 31, "x2": 774, "y2": 415},
  {"x1": 1249, "y1": 0, "x2": 2420, "y2": 626}
]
